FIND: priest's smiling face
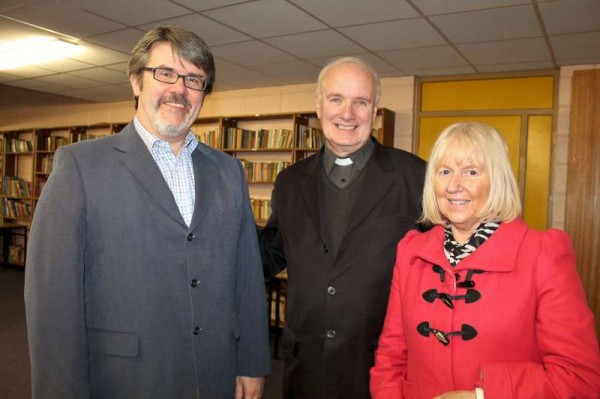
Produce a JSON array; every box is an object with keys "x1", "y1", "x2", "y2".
[{"x1": 316, "y1": 61, "x2": 377, "y2": 158}]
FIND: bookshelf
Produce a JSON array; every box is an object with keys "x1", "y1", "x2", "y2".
[{"x1": 0, "y1": 109, "x2": 395, "y2": 266}]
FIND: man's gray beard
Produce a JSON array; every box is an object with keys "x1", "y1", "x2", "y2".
[{"x1": 153, "y1": 114, "x2": 190, "y2": 138}]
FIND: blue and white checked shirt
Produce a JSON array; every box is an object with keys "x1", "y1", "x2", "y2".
[{"x1": 134, "y1": 117, "x2": 198, "y2": 226}]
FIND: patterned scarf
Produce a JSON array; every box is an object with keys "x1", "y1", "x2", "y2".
[{"x1": 444, "y1": 221, "x2": 500, "y2": 267}]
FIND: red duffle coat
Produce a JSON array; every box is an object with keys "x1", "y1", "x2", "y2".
[{"x1": 371, "y1": 219, "x2": 600, "y2": 399}]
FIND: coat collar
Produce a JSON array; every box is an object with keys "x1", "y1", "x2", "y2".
[
  {"x1": 412, "y1": 219, "x2": 529, "y2": 273},
  {"x1": 113, "y1": 123, "x2": 219, "y2": 230},
  {"x1": 298, "y1": 138, "x2": 395, "y2": 237}
]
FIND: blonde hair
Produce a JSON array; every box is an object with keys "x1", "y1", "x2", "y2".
[{"x1": 420, "y1": 122, "x2": 522, "y2": 226}]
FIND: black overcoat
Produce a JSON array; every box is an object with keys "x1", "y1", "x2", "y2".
[{"x1": 261, "y1": 140, "x2": 426, "y2": 398}]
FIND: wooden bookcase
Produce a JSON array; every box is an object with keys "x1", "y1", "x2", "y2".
[{"x1": 0, "y1": 109, "x2": 395, "y2": 266}]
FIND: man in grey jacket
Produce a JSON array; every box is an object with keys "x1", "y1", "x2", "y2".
[{"x1": 25, "y1": 26, "x2": 270, "y2": 399}]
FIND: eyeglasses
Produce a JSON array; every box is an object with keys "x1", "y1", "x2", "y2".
[{"x1": 141, "y1": 67, "x2": 208, "y2": 91}]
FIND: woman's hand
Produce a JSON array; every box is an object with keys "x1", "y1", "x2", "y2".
[{"x1": 433, "y1": 390, "x2": 476, "y2": 399}]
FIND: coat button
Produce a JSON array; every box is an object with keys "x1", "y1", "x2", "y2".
[
  {"x1": 187, "y1": 233, "x2": 194, "y2": 241},
  {"x1": 326, "y1": 329, "x2": 336, "y2": 339},
  {"x1": 191, "y1": 279, "x2": 199, "y2": 288},
  {"x1": 327, "y1": 286, "x2": 336, "y2": 295},
  {"x1": 193, "y1": 327, "x2": 201, "y2": 335},
  {"x1": 323, "y1": 244, "x2": 328, "y2": 253}
]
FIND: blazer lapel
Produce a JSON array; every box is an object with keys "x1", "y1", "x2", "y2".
[
  {"x1": 188, "y1": 145, "x2": 218, "y2": 231},
  {"x1": 299, "y1": 154, "x2": 322, "y2": 236},
  {"x1": 115, "y1": 124, "x2": 186, "y2": 227}
]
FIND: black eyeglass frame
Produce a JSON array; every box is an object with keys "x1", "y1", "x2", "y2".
[{"x1": 141, "y1": 67, "x2": 208, "y2": 91}]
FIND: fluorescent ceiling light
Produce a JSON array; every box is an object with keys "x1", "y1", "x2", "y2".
[{"x1": 0, "y1": 37, "x2": 81, "y2": 70}]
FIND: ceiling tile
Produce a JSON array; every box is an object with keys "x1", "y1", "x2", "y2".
[
  {"x1": 308, "y1": 53, "x2": 400, "y2": 76},
  {"x1": 539, "y1": 0, "x2": 600, "y2": 35},
  {"x1": 264, "y1": 30, "x2": 364, "y2": 59},
  {"x1": 403, "y1": 66, "x2": 476, "y2": 76},
  {"x1": 204, "y1": 0, "x2": 326, "y2": 38},
  {"x1": 103, "y1": 62, "x2": 129, "y2": 74},
  {"x1": 339, "y1": 18, "x2": 446, "y2": 51},
  {"x1": 36, "y1": 73, "x2": 104, "y2": 89},
  {"x1": 458, "y1": 37, "x2": 550, "y2": 64},
  {"x1": 413, "y1": 0, "x2": 529, "y2": 15},
  {"x1": 550, "y1": 31, "x2": 600, "y2": 64},
  {"x1": 5, "y1": 78, "x2": 72, "y2": 93},
  {"x1": 214, "y1": 66, "x2": 284, "y2": 90},
  {"x1": 69, "y1": 67, "x2": 128, "y2": 84},
  {"x1": 0, "y1": 66, "x2": 55, "y2": 79},
  {"x1": 137, "y1": 13, "x2": 251, "y2": 46},
  {"x1": 171, "y1": 0, "x2": 248, "y2": 12},
  {"x1": 59, "y1": 84, "x2": 133, "y2": 102},
  {"x1": 0, "y1": 15, "x2": 52, "y2": 41},
  {"x1": 289, "y1": 0, "x2": 419, "y2": 27},
  {"x1": 211, "y1": 41, "x2": 296, "y2": 66},
  {"x1": 214, "y1": 57, "x2": 242, "y2": 71},
  {"x1": 0, "y1": 71, "x2": 22, "y2": 83},
  {"x1": 1, "y1": 0, "x2": 599, "y2": 102},
  {"x1": 4, "y1": 1, "x2": 125, "y2": 38},
  {"x1": 258, "y1": 60, "x2": 320, "y2": 84},
  {"x1": 378, "y1": 46, "x2": 468, "y2": 70},
  {"x1": 430, "y1": 5, "x2": 541, "y2": 43},
  {"x1": 64, "y1": 0, "x2": 192, "y2": 26},
  {"x1": 31, "y1": 58, "x2": 96, "y2": 73},
  {"x1": 68, "y1": 43, "x2": 130, "y2": 66},
  {"x1": 85, "y1": 28, "x2": 145, "y2": 53},
  {"x1": 476, "y1": 60, "x2": 555, "y2": 73}
]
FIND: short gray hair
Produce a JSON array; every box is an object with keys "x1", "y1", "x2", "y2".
[{"x1": 316, "y1": 57, "x2": 381, "y2": 103}]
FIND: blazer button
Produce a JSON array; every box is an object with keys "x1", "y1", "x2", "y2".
[
  {"x1": 191, "y1": 279, "x2": 199, "y2": 288},
  {"x1": 187, "y1": 233, "x2": 195, "y2": 241},
  {"x1": 323, "y1": 244, "x2": 328, "y2": 253},
  {"x1": 327, "y1": 286, "x2": 336, "y2": 295},
  {"x1": 193, "y1": 327, "x2": 202, "y2": 335},
  {"x1": 326, "y1": 329, "x2": 336, "y2": 339}
]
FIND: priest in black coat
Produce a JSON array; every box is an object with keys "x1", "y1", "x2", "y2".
[{"x1": 261, "y1": 57, "x2": 426, "y2": 399}]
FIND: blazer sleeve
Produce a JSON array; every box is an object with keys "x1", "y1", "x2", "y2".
[
  {"x1": 234, "y1": 161, "x2": 271, "y2": 377},
  {"x1": 259, "y1": 184, "x2": 287, "y2": 280},
  {"x1": 478, "y1": 229, "x2": 600, "y2": 398},
  {"x1": 370, "y1": 230, "x2": 421, "y2": 399},
  {"x1": 24, "y1": 147, "x2": 91, "y2": 398}
]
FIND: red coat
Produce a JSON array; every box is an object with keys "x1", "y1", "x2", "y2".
[{"x1": 371, "y1": 219, "x2": 600, "y2": 399}]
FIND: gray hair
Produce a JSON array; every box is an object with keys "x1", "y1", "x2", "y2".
[{"x1": 316, "y1": 57, "x2": 381, "y2": 103}]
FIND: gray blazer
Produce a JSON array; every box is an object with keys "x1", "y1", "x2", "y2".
[{"x1": 25, "y1": 123, "x2": 270, "y2": 399}]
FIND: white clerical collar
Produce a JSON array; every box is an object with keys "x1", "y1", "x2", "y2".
[{"x1": 334, "y1": 157, "x2": 353, "y2": 166}]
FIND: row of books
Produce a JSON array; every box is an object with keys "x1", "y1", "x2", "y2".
[
  {"x1": 239, "y1": 160, "x2": 291, "y2": 183},
  {"x1": 250, "y1": 198, "x2": 271, "y2": 221},
  {"x1": 1, "y1": 177, "x2": 31, "y2": 198},
  {"x1": 5, "y1": 138, "x2": 32, "y2": 153},
  {"x1": 224, "y1": 128, "x2": 294, "y2": 150},
  {"x1": 1, "y1": 198, "x2": 32, "y2": 219},
  {"x1": 38, "y1": 136, "x2": 68, "y2": 152},
  {"x1": 296, "y1": 125, "x2": 324, "y2": 149},
  {"x1": 194, "y1": 129, "x2": 221, "y2": 148},
  {"x1": 75, "y1": 132, "x2": 109, "y2": 142},
  {"x1": 38, "y1": 154, "x2": 54, "y2": 174}
]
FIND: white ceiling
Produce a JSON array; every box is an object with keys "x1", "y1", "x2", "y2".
[{"x1": 1, "y1": 0, "x2": 599, "y2": 103}]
